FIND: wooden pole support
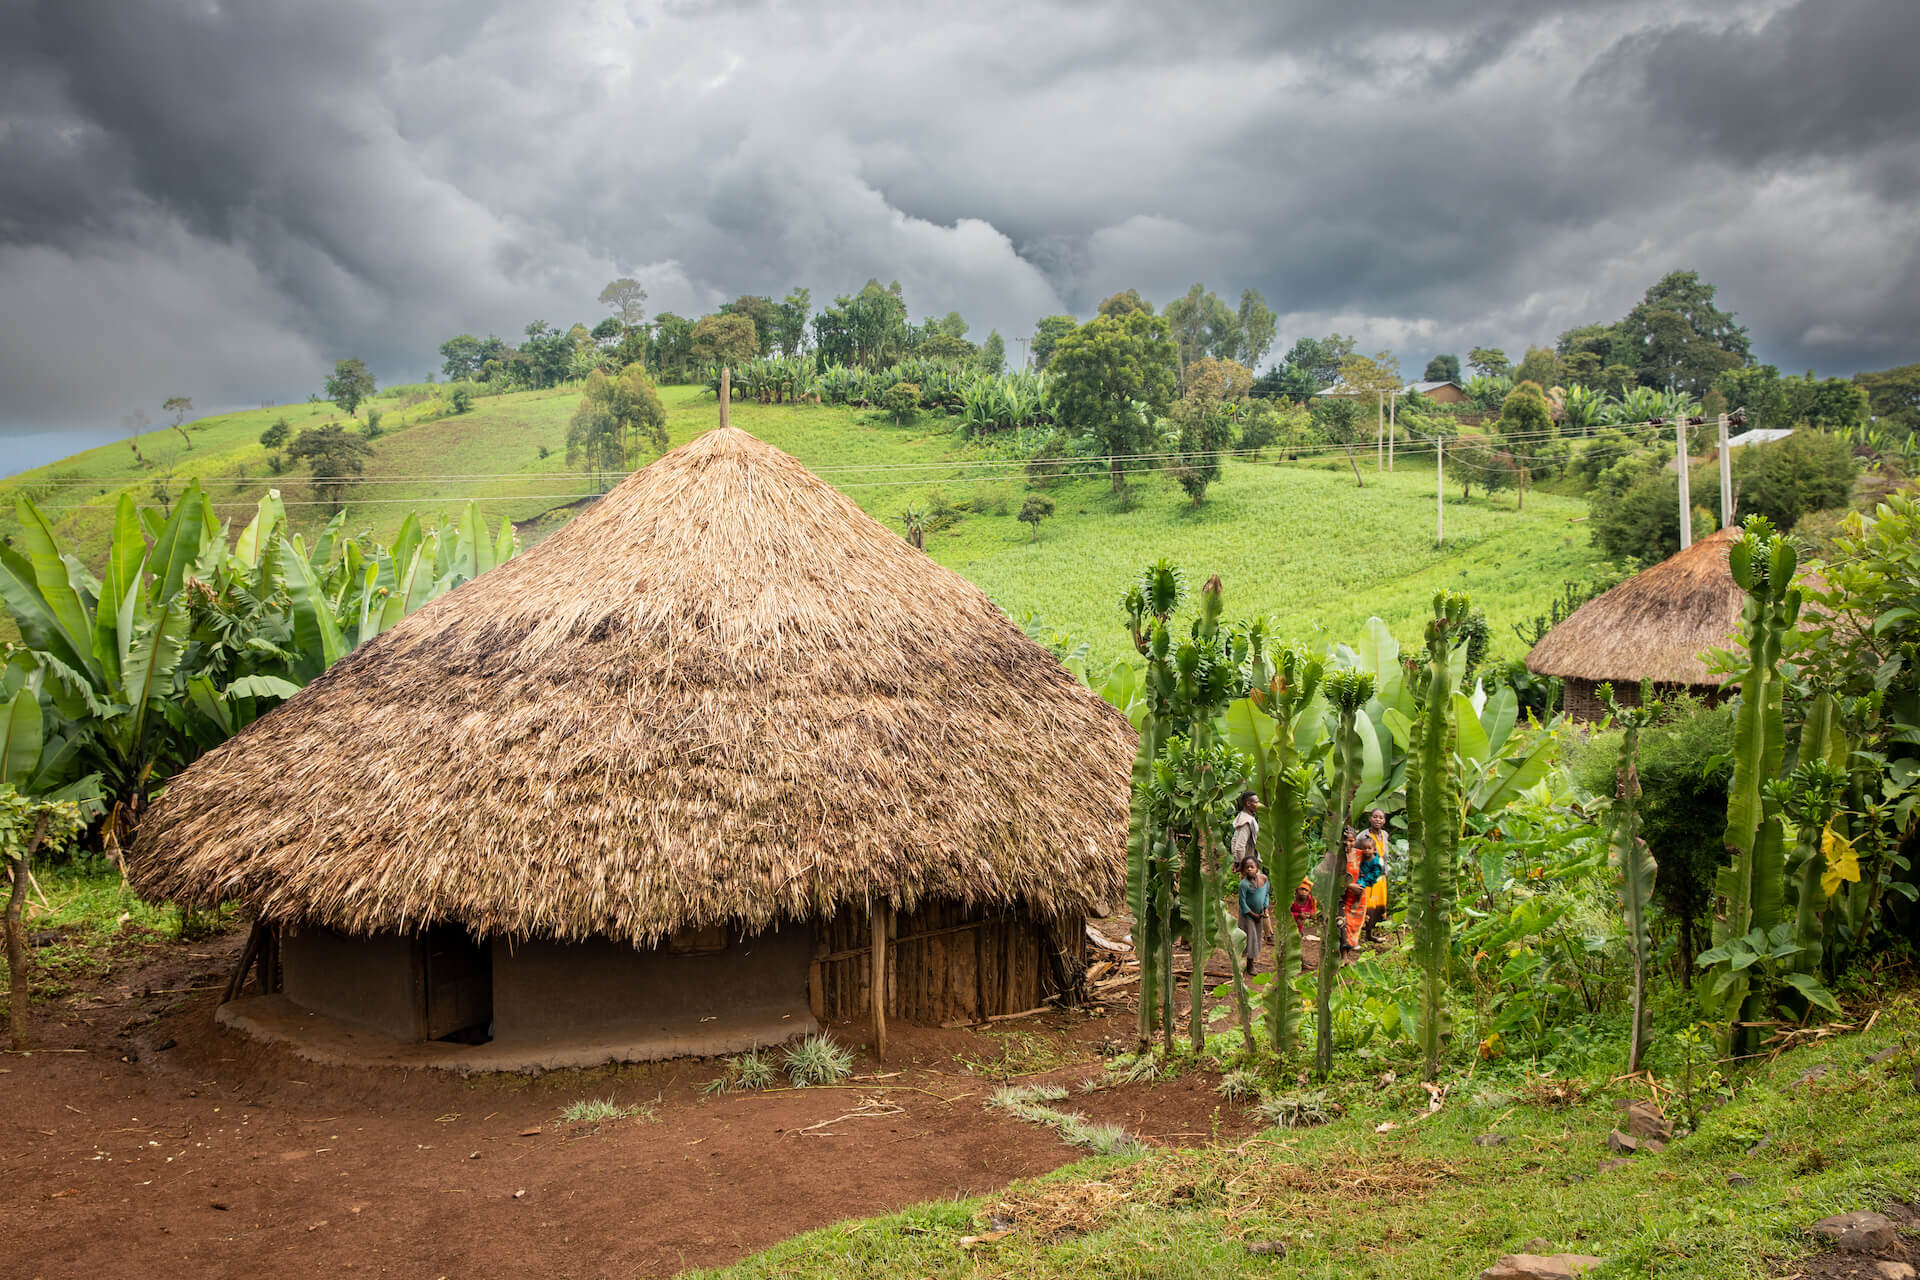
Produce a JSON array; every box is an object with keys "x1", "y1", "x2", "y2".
[
  {"x1": 870, "y1": 900, "x2": 890, "y2": 1060},
  {"x1": 1435, "y1": 437, "x2": 1445, "y2": 548},
  {"x1": 1675, "y1": 416, "x2": 1693, "y2": 549},
  {"x1": 719, "y1": 366, "x2": 731, "y2": 429},
  {"x1": 1717, "y1": 412, "x2": 1733, "y2": 529}
]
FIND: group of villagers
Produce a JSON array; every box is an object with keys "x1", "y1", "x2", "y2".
[{"x1": 1228, "y1": 794, "x2": 1391, "y2": 973}]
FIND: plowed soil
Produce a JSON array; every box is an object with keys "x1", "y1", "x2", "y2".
[{"x1": 1, "y1": 920, "x2": 1258, "y2": 1279}]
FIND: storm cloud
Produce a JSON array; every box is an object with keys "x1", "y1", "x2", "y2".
[{"x1": 3, "y1": 0, "x2": 1916, "y2": 468}]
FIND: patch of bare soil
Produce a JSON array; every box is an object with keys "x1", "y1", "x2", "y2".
[
  {"x1": 0, "y1": 920, "x2": 1259, "y2": 1279},
  {"x1": 1795, "y1": 1203, "x2": 1919, "y2": 1280}
]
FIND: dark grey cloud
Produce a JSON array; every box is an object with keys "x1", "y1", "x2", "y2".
[{"x1": 3, "y1": 0, "x2": 1917, "y2": 473}]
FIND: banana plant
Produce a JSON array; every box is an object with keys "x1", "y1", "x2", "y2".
[
  {"x1": 1406, "y1": 592, "x2": 1466, "y2": 1080},
  {"x1": 1706, "y1": 517, "x2": 1803, "y2": 1053},
  {"x1": 1315, "y1": 667, "x2": 1375, "y2": 1079},
  {"x1": 1598, "y1": 681, "x2": 1660, "y2": 1072},
  {"x1": 1121, "y1": 561, "x2": 1184, "y2": 1050}
]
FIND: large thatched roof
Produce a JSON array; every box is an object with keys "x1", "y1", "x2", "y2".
[
  {"x1": 1525, "y1": 526, "x2": 1744, "y2": 686},
  {"x1": 129, "y1": 428, "x2": 1134, "y2": 943}
]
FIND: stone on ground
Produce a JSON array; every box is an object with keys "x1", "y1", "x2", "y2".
[
  {"x1": 1871, "y1": 1261, "x2": 1915, "y2": 1280},
  {"x1": 1606, "y1": 1129, "x2": 1638, "y2": 1153},
  {"x1": 1810, "y1": 1211, "x2": 1898, "y2": 1252},
  {"x1": 1480, "y1": 1253, "x2": 1605, "y2": 1279},
  {"x1": 1619, "y1": 1099, "x2": 1673, "y2": 1140}
]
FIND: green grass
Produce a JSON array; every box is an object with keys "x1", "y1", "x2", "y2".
[
  {"x1": 0, "y1": 861, "x2": 207, "y2": 1002},
  {"x1": 557, "y1": 1096, "x2": 652, "y2": 1125},
  {"x1": 2, "y1": 386, "x2": 1607, "y2": 666},
  {"x1": 686, "y1": 997, "x2": 1920, "y2": 1280}
]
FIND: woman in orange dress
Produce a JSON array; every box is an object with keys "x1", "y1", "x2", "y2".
[
  {"x1": 1340, "y1": 828, "x2": 1366, "y2": 958},
  {"x1": 1359, "y1": 809, "x2": 1390, "y2": 942}
]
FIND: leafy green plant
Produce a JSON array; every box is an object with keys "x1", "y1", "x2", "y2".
[
  {"x1": 1599, "y1": 681, "x2": 1660, "y2": 1072},
  {"x1": 1407, "y1": 592, "x2": 1466, "y2": 1079},
  {"x1": 1257, "y1": 1088, "x2": 1337, "y2": 1129},
  {"x1": 783, "y1": 1033, "x2": 853, "y2": 1087},
  {"x1": 559, "y1": 1097, "x2": 644, "y2": 1125},
  {"x1": 1316, "y1": 667, "x2": 1376, "y2": 1079}
]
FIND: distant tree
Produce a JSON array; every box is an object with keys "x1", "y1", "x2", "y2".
[
  {"x1": 1170, "y1": 392, "x2": 1235, "y2": 507},
  {"x1": 566, "y1": 361, "x2": 668, "y2": 489},
  {"x1": 1854, "y1": 362, "x2": 1920, "y2": 436},
  {"x1": 1032, "y1": 315, "x2": 1079, "y2": 370},
  {"x1": 324, "y1": 358, "x2": 376, "y2": 418},
  {"x1": 518, "y1": 322, "x2": 573, "y2": 389},
  {"x1": 920, "y1": 317, "x2": 977, "y2": 361},
  {"x1": 449, "y1": 385, "x2": 473, "y2": 414},
  {"x1": 1423, "y1": 353, "x2": 1461, "y2": 383},
  {"x1": 1467, "y1": 346, "x2": 1512, "y2": 380},
  {"x1": 259, "y1": 417, "x2": 290, "y2": 448},
  {"x1": 880, "y1": 382, "x2": 920, "y2": 426},
  {"x1": 1495, "y1": 380, "x2": 1556, "y2": 510},
  {"x1": 1165, "y1": 283, "x2": 1239, "y2": 377},
  {"x1": 1183, "y1": 357, "x2": 1253, "y2": 405},
  {"x1": 598, "y1": 277, "x2": 649, "y2": 331},
  {"x1": 589, "y1": 317, "x2": 622, "y2": 345},
  {"x1": 1235, "y1": 289, "x2": 1277, "y2": 370},
  {"x1": 978, "y1": 331, "x2": 1006, "y2": 375},
  {"x1": 1782, "y1": 372, "x2": 1869, "y2": 430},
  {"x1": 651, "y1": 313, "x2": 697, "y2": 381},
  {"x1": 1512, "y1": 346, "x2": 1560, "y2": 390},
  {"x1": 812, "y1": 280, "x2": 910, "y2": 368},
  {"x1": 1276, "y1": 333, "x2": 1355, "y2": 400},
  {"x1": 1591, "y1": 464, "x2": 1683, "y2": 562},
  {"x1": 162, "y1": 395, "x2": 194, "y2": 449},
  {"x1": 287, "y1": 424, "x2": 374, "y2": 514},
  {"x1": 1048, "y1": 302, "x2": 1179, "y2": 493},
  {"x1": 1612, "y1": 269, "x2": 1750, "y2": 394},
  {"x1": 773, "y1": 288, "x2": 812, "y2": 357},
  {"x1": 1734, "y1": 429, "x2": 1857, "y2": 529},
  {"x1": 439, "y1": 334, "x2": 484, "y2": 381},
  {"x1": 691, "y1": 312, "x2": 759, "y2": 366},
  {"x1": 1018, "y1": 493, "x2": 1055, "y2": 540},
  {"x1": 1599, "y1": 362, "x2": 1638, "y2": 399},
  {"x1": 1715, "y1": 364, "x2": 1789, "y2": 430},
  {"x1": 1096, "y1": 289, "x2": 1151, "y2": 319},
  {"x1": 718, "y1": 295, "x2": 778, "y2": 354},
  {"x1": 1555, "y1": 323, "x2": 1615, "y2": 384},
  {"x1": 1310, "y1": 395, "x2": 1368, "y2": 485}
]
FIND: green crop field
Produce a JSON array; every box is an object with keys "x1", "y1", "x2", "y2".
[{"x1": 2, "y1": 384, "x2": 1606, "y2": 666}]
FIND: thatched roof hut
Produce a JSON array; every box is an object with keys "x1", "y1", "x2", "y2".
[
  {"x1": 130, "y1": 427, "x2": 1133, "y2": 1068},
  {"x1": 1525, "y1": 526, "x2": 1745, "y2": 720}
]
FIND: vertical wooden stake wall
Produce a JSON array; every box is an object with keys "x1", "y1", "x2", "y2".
[
  {"x1": 1675, "y1": 417, "x2": 1693, "y2": 549},
  {"x1": 870, "y1": 900, "x2": 890, "y2": 1060},
  {"x1": 1435, "y1": 437, "x2": 1444, "y2": 547},
  {"x1": 1717, "y1": 412, "x2": 1733, "y2": 528},
  {"x1": 719, "y1": 366, "x2": 731, "y2": 429}
]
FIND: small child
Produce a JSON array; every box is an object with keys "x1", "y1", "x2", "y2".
[
  {"x1": 1355, "y1": 840, "x2": 1387, "y2": 945},
  {"x1": 1238, "y1": 859, "x2": 1271, "y2": 974}
]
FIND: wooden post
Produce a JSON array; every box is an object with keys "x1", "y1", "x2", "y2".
[
  {"x1": 1435, "y1": 437, "x2": 1444, "y2": 547},
  {"x1": 1717, "y1": 412, "x2": 1733, "y2": 528},
  {"x1": 870, "y1": 900, "x2": 890, "y2": 1060},
  {"x1": 1388, "y1": 396, "x2": 1396, "y2": 471},
  {"x1": 222, "y1": 919, "x2": 267, "y2": 1004},
  {"x1": 719, "y1": 366, "x2": 731, "y2": 429},
  {"x1": 1376, "y1": 391, "x2": 1384, "y2": 471},
  {"x1": 1675, "y1": 416, "x2": 1693, "y2": 549}
]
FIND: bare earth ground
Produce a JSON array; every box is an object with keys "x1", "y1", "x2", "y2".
[{"x1": 1, "y1": 918, "x2": 1259, "y2": 1280}]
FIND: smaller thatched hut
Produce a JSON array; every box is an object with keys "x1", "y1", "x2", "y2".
[{"x1": 1525, "y1": 526, "x2": 1747, "y2": 720}]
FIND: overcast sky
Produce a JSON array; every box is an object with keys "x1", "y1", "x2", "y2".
[{"x1": 3, "y1": 0, "x2": 1916, "y2": 473}]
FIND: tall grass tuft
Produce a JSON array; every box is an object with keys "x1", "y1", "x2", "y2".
[{"x1": 783, "y1": 1033, "x2": 854, "y2": 1088}]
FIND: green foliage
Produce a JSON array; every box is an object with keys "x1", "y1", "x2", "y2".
[
  {"x1": 566, "y1": 362, "x2": 668, "y2": 488},
  {"x1": 1406, "y1": 593, "x2": 1466, "y2": 1078},
  {"x1": 1017, "y1": 494, "x2": 1054, "y2": 540},
  {"x1": 783, "y1": 1033, "x2": 853, "y2": 1087},
  {"x1": 1049, "y1": 306, "x2": 1179, "y2": 493},
  {"x1": 1423, "y1": 354, "x2": 1460, "y2": 383},
  {"x1": 1598, "y1": 682, "x2": 1660, "y2": 1071},
  {"x1": 449, "y1": 384, "x2": 474, "y2": 414},
  {"x1": 1732, "y1": 429, "x2": 1857, "y2": 530},
  {"x1": 1315, "y1": 666, "x2": 1375, "y2": 1079},
  {"x1": 1853, "y1": 362, "x2": 1920, "y2": 436},
  {"x1": 691, "y1": 312, "x2": 759, "y2": 366},
  {"x1": 286, "y1": 424, "x2": 374, "y2": 513},
  {"x1": 258, "y1": 418, "x2": 290, "y2": 449},
  {"x1": 323, "y1": 357, "x2": 376, "y2": 417},
  {"x1": 879, "y1": 381, "x2": 920, "y2": 427},
  {"x1": 1612, "y1": 269, "x2": 1752, "y2": 395},
  {"x1": 1495, "y1": 380, "x2": 1556, "y2": 509}
]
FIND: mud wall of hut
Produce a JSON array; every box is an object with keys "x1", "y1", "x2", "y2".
[{"x1": 808, "y1": 899, "x2": 1084, "y2": 1027}]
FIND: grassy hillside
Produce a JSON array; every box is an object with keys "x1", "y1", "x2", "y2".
[{"x1": 2, "y1": 386, "x2": 1605, "y2": 666}]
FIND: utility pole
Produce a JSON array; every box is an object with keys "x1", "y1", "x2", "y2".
[
  {"x1": 1388, "y1": 396, "x2": 1396, "y2": 472},
  {"x1": 1376, "y1": 391, "x2": 1384, "y2": 471},
  {"x1": 720, "y1": 366, "x2": 731, "y2": 429},
  {"x1": 1675, "y1": 415, "x2": 1692, "y2": 550},
  {"x1": 1435, "y1": 437, "x2": 1444, "y2": 547},
  {"x1": 1016, "y1": 336, "x2": 1030, "y2": 370},
  {"x1": 1717, "y1": 412, "x2": 1733, "y2": 528}
]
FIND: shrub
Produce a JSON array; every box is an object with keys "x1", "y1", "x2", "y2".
[
  {"x1": 1018, "y1": 493, "x2": 1055, "y2": 540},
  {"x1": 450, "y1": 384, "x2": 474, "y2": 414},
  {"x1": 1733, "y1": 428, "x2": 1856, "y2": 530},
  {"x1": 783, "y1": 1033, "x2": 853, "y2": 1087},
  {"x1": 880, "y1": 382, "x2": 920, "y2": 426},
  {"x1": 364, "y1": 409, "x2": 383, "y2": 439},
  {"x1": 259, "y1": 417, "x2": 290, "y2": 448}
]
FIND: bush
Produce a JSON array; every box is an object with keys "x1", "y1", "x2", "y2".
[
  {"x1": 1018, "y1": 493, "x2": 1055, "y2": 540},
  {"x1": 450, "y1": 384, "x2": 474, "y2": 414},
  {"x1": 1733, "y1": 428, "x2": 1856, "y2": 530},
  {"x1": 1569, "y1": 694, "x2": 1733, "y2": 975},
  {"x1": 364, "y1": 409, "x2": 383, "y2": 439},
  {"x1": 259, "y1": 418, "x2": 290, "y2": 448},
  {"x1": 881, "y1": 382, "x2": 920, "y2": 426},
  {"x1": 1026, "y1": 432, "x2": 1071, "y2": 487}
]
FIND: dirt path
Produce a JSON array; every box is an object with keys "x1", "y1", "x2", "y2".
[{"x1": 0, "y1": 923, "x2": 1254, "y2": 1279}]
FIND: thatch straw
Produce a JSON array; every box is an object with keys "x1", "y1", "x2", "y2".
[
  {"x1": 129, "y1": 428, "x2": 1135, "y2": 942},
  {"x1": 1524, "y1": 526, "x2": 1744, "y2": 686}
]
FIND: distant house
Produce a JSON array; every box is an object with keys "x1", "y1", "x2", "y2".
[
  {"x1": 1313, "y1": 379, "x2": 1467, "y2": 404},
  {"x1": 1726, "y1": 427, "x2": 1794, "y2": 449},
  {"x1": 1403, "y1": 380, "x2": 1467, "y2": 404}
]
